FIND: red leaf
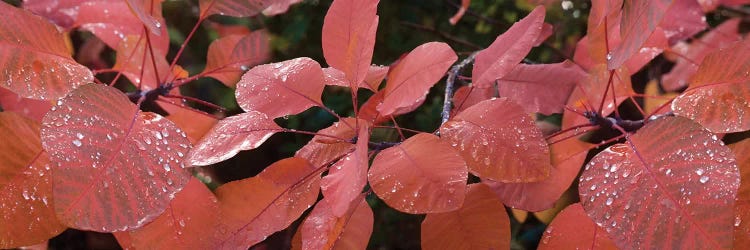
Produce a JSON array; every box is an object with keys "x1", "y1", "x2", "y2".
[
  {"x1": 448, "y1": 0, "x2": 470, "y2": 25},
  {"x1": 262, "y1": 0, "x2": 303, "y2": 16},
  {"x1": 188, "y1": 111, "x2": 281, "y2": 167},
  {"x1": 202, "y1": 30, "x2": 270, "y2": 87},
  {"x1": 112, "y1": 35, "x2": 173, "y2": 90},
  {"x1": 729, "y1": 139, "x2": 750, "y2": 246},
  {"x1": 322, "y1": 0, "x2": 379, "y2": 90},
  {"x1": 537, "y1": 203, "x2": 617, "y2": 249},
  {"x1": 368, "y1": 133, "x2": 467, "y2": 214},
  {"x1": 578, "y1": 116, "x2": 739, "y2": 249},
  {"x1": 420, "y1": 183, "x2": 509, "y2": 250},
  {"x1": 116, "y1": 178, "x2": 222, "y2": 249},
  {"x1": 22, "y1": 0, "x2": 80, "y2": 29},
  {"x1": 485, "y1": 138, "x2": 590, "y2": 211},
  {"x1": 672, "y1": 40, "x2": 750, "y2": 133},
  {"x1": 662, "y1": 18, "x2": 741, "y2": 91},
  {"x1": 377, "y1": 42, "x2": 457, "y2": 117},
  {"x1": 157, "y1": 99, "x2": 219, "y2": 144},
  {"x1": 215, "y1": 157, "x2": 322, "y2": 248},
  {"x1": 323, "y1": 65, "x2": 388, "y2": 91},
  {"x1": 607, "y1": 0, "x2": 673, "y2": 69},
  {"x1": 496, "y1": 61, "x2": 586, "y2": 115},
  {"x1": 659, "y1": 0, "x2": 707, "y2": 44},
  {"x1": 0, "y1": 87, "x2": 52, "y2": 122},
  {"x1": 74, "y1": 1, "x2": 168, "y2": 51},
  {"x1": 296, "y1": 118, "x2": 357, "y2": 168},
  {"x1": 0, "y1": 113, "x2": 65, "y2": 248},
  {"x1": 561, "y1": 65, "x2": 633, "y2": 131},
  {"x1": 41, "y1": 84, "x2": 192, "y2": 231},
  {"x1": 440, "y1": 98, "x2": 551, "y2": 182},
  {"x1": 532, "y1": 22, "x2": 554, "y2": 47},
  {"x1": 471, "y1": 6, "x2": 545, "y2": 88},
  {"x1": 235, "y1": 57, "x2": 325, "y2": 118},
  {"x1": 0, "y1": 1, "x2": 93, "y2": 100},
  {"x1": 199, "y1": 0, "x2": 273, "y2": 18},
  {"x1": 357, "y1": 91, "x2": 390, "y2": 124},
  {"x1": 124, "y1": 0, "x2": 163, "y2": 35},
  {"x1": 300, "y1": 196, "x2": 373, "y2": 250},
  {"x1": 321, "y1": 124, "x2": 370, "y2": 216}
]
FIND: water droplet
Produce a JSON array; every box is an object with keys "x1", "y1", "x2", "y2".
[
  {"x1": 695, "y1": 169, "x2": 704, "y2": 175},
  {"x1": 163, "y1": 164, "x2": 171, "y2": 172},
  {"x1": 72, "y1": 140, "x2": 82, "y2": 147},
  {"x1": 606, "y1": 197, "x2": 613, "y2": 206},
  {"x1": 76, "y1": 133, "x2": 84, "y2": 139},
  {"x1": 699, "y1": 176, "x2": 709, "y2": 183}
]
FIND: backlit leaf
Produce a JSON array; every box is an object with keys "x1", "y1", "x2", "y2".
[
  {"x1": 74, "y1": 1, "x2": 168, "y2": 50},
  {"x1": 235, "y1": 57, "x2": 325, "y2": 118},
  {"x1": 41, "y1": 84, "x2": 192, "y2": 231},
  {"x1": 0, "y1": 1, "x2": 93, "y2": 100},
  {"x1": 188, "y1": 111, "x2": 281, "y2": 167},
  {"x1": 158, "y1": 99, "x2": 219, "y2": 144},
  {"x1": 368, "y1": 133, "x2": 467, "y2": 214},
  {"x1": 202, "y1": 30, "x2": 270, "y2": 87},
  {"x1": 215, "y1": 157, "x2": 322, "y2": 248},
  {"x1": 124, "y1": 0, "x2": 163, "y2": 35},
  {"x1": 659, "y1": 0, "x2": 707, "y2": 44},
  {"x1": 579, "y1": 116, "x2": 739, "y2": 249},
  {"x1": 112, "y1": 35, "x2": 173, "y2": 90},
  {"x1": 672, "y1": 39, "x2": 750, "y2": 133},
  {"x1": 300, "y1": 196, "x2": 373, "y2": 250},
  {"x1": 22, "y1": 0, "x2": 80, "y2": 29},
  {"x1": 321, "y1": 124, "x2": 370, "y2": 216},
  {"x1": 440, "y1": 98, "x2": 551, "y2": 183},
  {"x1": 0, "y1": 113, "x2": 65, "y2": 248},
  {"x1": 421, "y1": 183, "x2": 509, "y2": 250},
  {"x1": 537, "y1": 203, "x2": 617, "y2": 249},
  {"x1": 471, "y1": 6, "x2": 545, "y2": 88},
  {"x1": 607, "y1": 0, "x2": 673, "y2": 69},
  {"x1": 377, "y1": 42, "x2": 457, "y2": 117}
]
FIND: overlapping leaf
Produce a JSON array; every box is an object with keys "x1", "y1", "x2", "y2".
[
  {"x1": 235, "y1": 57, "x2": 325, "y2": 118},
  {"x1": 0, "y1": 87, "x2": 51, "y2": 122},
  {"x1": 377, "y1": 42, "x2": 457, "y2": 116},
  {"x1": 368, "y1": 133, "x2": 467, "y2": 214},
  {"x1": 295, "y1": 118, "x2": 357, "y2": 168},
  {"x1": 421, "y1": 184, "x2": 509, "y2": 250},
  {"x1": 199, "y1": 0, "x2": 273, "y2": 18},
  {"x1": 0, "y1": 113, "x2": 65, "y2": 248},
  {"x1": 215, "y1": 157, "x2": 322, "y2": 248},
  {"x1": 537, "y1": 203, "x2": 617, "y2": 249},
  {"x1": 0, "y1": 1, "x2": 93, "y2": 100},
  {"x1": 471, "y1": 6, "x2": 545, "y2": 88},
  {"x1": 299, "y1": 196, "x2": 373, "y2": 250},
  {"x1": 321, "y1": 124, "x2": 370, "y2": 216},
  {"x1": 440, "y1": 98, "x2": 551, "y2": 183},
  {"x1": 41, "y1": 84, "x2": 192, "y2": 231},
  {"x1": 322, "y1": 65, "x2": 388, "y2": 91},
  {"x1": 579, "y1": 116, "x2": 739, "y2": 249},
  {"x1": 158, "y1": 99, "x2": 218, "y2": 144},
  {"x1": 202, "y1": 30, "x2": 270, "y2": 87},
  {"x1": 659, "y1": 0, "x2": 706, "y2": 44},
  {"x1": 607, "y1": 0, "x2": 673, "y2": 69},
  {"x1": 729, "y1": 139, "x2": 750, "y2": 246},
  {"x1": 188, "y1": 111, "x2": 280, "y2": 167},
  {"x1": 74, "y1": 1, "x2": 169, "y2": 50},
  {"x1": 496, "y1": 61, "x2": 586, "y2": 115},
  {"x1": 112, "y1": 35, "x2": 176, "y2": 90}
]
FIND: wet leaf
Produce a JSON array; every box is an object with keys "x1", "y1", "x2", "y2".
[
  {"x1": 74, "y1": 1, "x2": 168, "y2": 50},
  {"x1": 607, "y1": 0, "x2": 673, "y2": 69},
  {"x1": 296, "y1": 118, "x2": 357, "y2": 168},
  {"x1": 199, "y1": 0, "x2": 273, "y2": 18},
  {"x1": 0, "y1": 87, "x2": 52, "y2": 122},
  {"x1": 124, "y1": 0, "x2": 163, "y2": 35},
  {"x1": 537, "y1": 203, "x2": 617, "y2": 250},
  {"x1": 112, "y1": 35, "x2": 173, "y2": 90},
  {"x1": 262, "y1": 0, "x2": 303, "y2": 16},
  {"x1": 158, "y1": 99, "x2": 219, "y2": 144},
  {"x1": 323, "y1": 65, "x2": 388, "y2": 91},
  {"x1": 202, "y1": 30, "x2": 270, "y2": 87},
  {"x1": 659, "y1": 0, "x2": 707, "y2": 44},
  {"x1": 729, "y1": 139, "x2": 750, "y2": 246},
  {"x1": 496, "y1": 61, "x2": 586, "y2": 115},
  {"x1": 320, "y1": 124, "x2": 370, "y2": 216},
  {"x1": 579, "y1": 116, "x2": 739, "y2": 249},
  {"x1": 368, "y1": 133, "x2": 467, "y2": 214},
  {"x1": 450, "y1": 86, "x2": 496, "y2": 114},
  {"x1": 41, "y1": 84, "x2": 192, "y2": 231},
  {"x1": 188, "y1": 111, "x2": 280, "y2": 167},
  {"x1": 299, "y1": 196, "x2": 373, "y2": 250}
]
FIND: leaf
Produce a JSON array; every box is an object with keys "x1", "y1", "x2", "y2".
[
  {"x1": 537, "y1": 203, "x2": 617, "y2": 249},
  {"x1": 0, "y1": 113, "x2": 65, "y2": 248},
  {"x1": 299, "y1": 196, "x2": 373, "y2": 250},
  {"x1": 368, "y1": 133, "x2": 467, "y2": 214},
  {"x1": 124, "y1": 0, "x2": 163, "y2": 35},
  {"x1": 22, "y1": 0, "x2": 81, "y2": 29},
  {"x1": 561, "y1": 65, "x2": 633, "y2": 131},
  {"x1": 0, "y1": 1, "x2": 93, "y2": 100},
  {"x1": 607, "y1": 0, "x2": 673, "y2": 69},
  {"x1": 471, "y1": 6, "x2": 545, "y2": 88},
  {"x1": 41, "y1": 84, "x2": 192, "y2": 231},
  {"x1": 440, "y1": 98, "x2": 551, "y2": 183},
  {"x1": 323, "y1": 65, "x2": 388, "y2": 91},
  {"x1": 321, "y1": 124, "x2": 370, "y2": 216},
  {"x1": 296, "y1": 118, "x2": 357, "y2": 168},
  {"x1": 158, "y1": 99, "x2": 219, "y2": 144},
  {"x1": 116, "y1": 178, "x2": 222, "y2": 249},
  {"x1": 235, "y1": 57, "x2": 325, "y2": 118},
  {"x1": 643, "y1": 79, "x2": 677, "y2": 115},
  {"x1": 450, "y1": 86, "x2": 496, "y2": 114},
  {"x1": 112, "y1": 35, "x2": 173, "y2": 90},
  {"x1": 262, "y1": 0, "x2": 303, "y2": 16},
  {"x1": 202, "y1": 30, "x2": 270, "y2": 87},
  {"x1": 532, "y1": 22, "x2": 554, "y2": 47},
  {"x1": 74, "y1": 1, "x2": 168, "y2": 51},
  {"x1": 199, "y1": 0, "x2": 273, "y2": 18},
  {"x1": 662, "y1": 18, "x2": 741, "y2": 91},
  {"x1": 578, "y1": 116, "x2": 739, "y2": 249},
  {"x1": 484, "y1": 138, "x2": 590, "y2": 211},
  {"x1": 420, "y1": 183, "x2": 509, "y2": 250},
  {"x1": 0, "y1": 87, "x2": 52, "y2": 122},
  {"x1": 496, "y1": 61, "x2": 586, "y2": 115},
  {"x1": 659, "y1": 0, "x2": 707, "y2": 44},
  {"x1": 729, "y1": 139, "x2": 750, "y2": 246},
  {"x1": 188, "y1": 111, "x2": 280, "y2": 167},
  {"x1": 672, "y1": 40, "x2": 750, "y2": 133},
  {"x1": 448, "y1": 0, "x2": 470, "y2": 25},
  {"x1": 321, "y1": 0, "x2": 379, "y2": 90},
  {"x1": 377, "y1": 42, "x2": 457, "y2": 117},
  {"x1": 215, "y1": 157, "x2": 322, "y2": 248}
]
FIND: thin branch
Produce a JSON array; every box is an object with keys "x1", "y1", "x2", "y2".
[
  {"x1": 441, "y1": 52, "x2": 478, "y2": 125},
  {"x1": 400, "y1": 21, "x2": 483, "y2": 50}
]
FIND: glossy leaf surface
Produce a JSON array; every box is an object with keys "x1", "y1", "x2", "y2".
[
  {"x1": 607, "y1": 0, "x2": 673, "y2": 69},
  {"x1": 496, "y1": 61, "x2": 586, "y2": 115},
  {"x1": 322, "y1": 65, "x2": 388, "y2": 91},
  {"x1": 537, "y1": 203, "x2": 617, "y2": 249},
  {"x1": 295, "y1": 118, "x2": 357, "y2": 168},
  {"x1": 188, "y1": 111, "x2": 280, "y2": 167},
  {"x1": 421, "y1": 184, "x2": 509, "y2": 250},
  {"x1": 0, "y1": 1, "x2": 93, "y2": 100},
  {"x1": 729, "y1": 139, "x2": 750, "y2": 246},
  {"x1": 41, "y1": 84, "x2": 192, "y2": 231},
  {"x1": 202, "y1": 31, "x2": 270, "y2": 87},
  {"x1": 368, "y1": 133, "x2": 467, "y2": 214},
  {"x1": 440, "y1": 98, "x2": 551, "y2": 182},
  {"x1": 0, "y1": 87, "x2": 51, "y2": 122},
  {"x1": 199, "y1": 0, "x2": 272, "y2": 18},
  {"x1": 579, "y1": 116, "x2": 739, "y2": 249},
  {"x1": 300, "y1": 196, "x2": 373, "y2": 250},
  {"x1": 320, "y1": 124, "x2": 370, "y2": 216}
]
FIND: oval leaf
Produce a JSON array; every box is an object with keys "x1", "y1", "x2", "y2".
[
  {"x1": 578, "y1": 116, "x2": 739, "y2": 249},
  {"x1": 607, "y1": 0, "x2": 673, "y2": 69},
  {"x1": 421, "y1": 183, "x2": 510, "y2": 250},
  {"x1": 321, "y1": 124, "x2": 370, "y2": 216},
  {"x1": 368, "y1": 133, "x2": 467, "y2": 214},
  {"x1": 202, "y1": 30, "x2": 270, "y2": 87},
  {"x1": 537, "y1": 203, "x2": 617, "y2": 250},
  {"x1": 41, "y1": 84, "x2": 192, "y2": 231},
  {"x1": 300, "y1": 196, "x2": 373, "y2": 250},
  {"x1": 496, "y1": 61, "x2": 586, "y2": 115},
  {"x1": 440, "y1": 98, "x2": 551, "y2": 182},
  {"x1": 236, "y1": 57, "x2": 325, "y2": 118}
]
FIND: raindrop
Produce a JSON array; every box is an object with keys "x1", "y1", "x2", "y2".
[
  {"x1": 590, "y1": 184, "x2": 597, "y2": 191},
  {"x1": 76, "y1": 133, "x2": 84, "y2": 139},
  {"x1": 605, "y1": 197, "x2": 613, "y2": 206},
  {"x1": 163, "y1": 164, "x2": 171, "y2": 172},
  {"x1": 72, "y1": 139, "x2": 82, "y2": 147},
  {"x1": 699, "y1": 176, "x2": 709, "y2": 183},
  {"x1": 22, "y1": 190, "x2": 30, "y2": 200},
  {"x1": 695, "y1": 169, "x2": 704, "y2": 175}
]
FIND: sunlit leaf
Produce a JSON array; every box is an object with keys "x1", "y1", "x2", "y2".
[
  {"x1": 579, "y1": 116, "x2": 739, "y2": 249},
  {"x1": 368, "y1": 133, "x2": 467, "y2": 214},
  {"x1": 421, "y1": 183, "x2": 509, "y2": 250},
  {"x1": 377, "y1": 42, "x2": 457, "y2": 117},
  {"x1": 451, "y1": 86, "x2": 496, "y2": 114},
  {"x1": 300, "y1": 196, "x2": 373, "y2": 250},
  {"x1": 672, "y1": 40, "x2": 750, "y2": 133},
  {"x1": 471, "y1": 6, "x2": 545, "y2": 88},
  {"x1": 0, "y1": 113, "x2": 65, "y2": 248},
  {"x1": 0, "y1": 1, "x2": 93, "y2": 100},
  {"x1": 215, "y1": 157, "x2": 322, "y2": 248},
  {"x1": 202, "y1": 30, "x2": 270, "y2": 87},
  {"x1": 41, "y1": 84, "x2": 192, "y2": 231},
  {"x1": 440, "y1": 98, "x2": 551, "y2": 182},
  {"x1": 537, "y1": 203, "x2": 617, "y2": 249},
  {"x1": 235, "y1": 57, "x2": 325, "y2": 118},
  {"x1": 188, "y1": 111, "x2": 280, "y2": 167},
  {"x1": 321, "y1": 124, "x2": 370, "y2": 216}
]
